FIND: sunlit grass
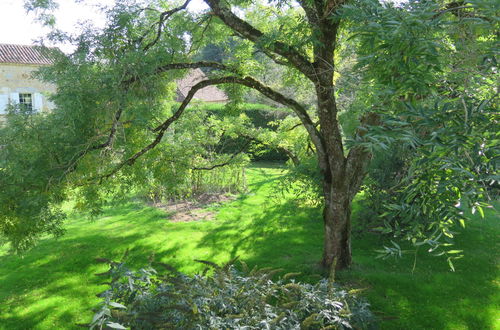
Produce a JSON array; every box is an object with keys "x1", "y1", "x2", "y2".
[{"x1": 0, "y1": 163, "x2": 498, "y2": 329}]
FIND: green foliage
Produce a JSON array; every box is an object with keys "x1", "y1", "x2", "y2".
[
  {"x1": 273, "y1": 156, "x2": 323, "y2": 207},
  {"x1": 341, "y1": 0, "x2": 498, "y2": 265},
  {"x1": 343, "y1": 0, "x2": 444, "y2": 98},
  {"x1": 357, "y1": 97, "x2": 498, "y2": 264},
  {"x1": 345, "y1": 200, "x2": 500, "y2": 330},
  {"x1": 191, "y1": 102, "x2": 293, "y2": 162},
  {"x1": 123, "y1": 109, "x2": 251, "y2": 202},
  {"x1": 0, "y1": 97, "x2": 252, "y2": 250},
  {"x1": 0, "y1": 107, "x2": 70, "y2": 251},
  {"x1": 355, "y1": 144, "x2": 413, "y2": 231},
  {"x1": 191, "y1": 102, "x2": 281, "y2": 113},
  {"x1": 2, "y1": 0, "x2": 304, "y2": 249},
  {"x1": 1, "y1": 0, "x2": 253, "y2": 250},
  {"x1": 374, "y1": 100, "x2": 498, "y2": 264},
  {"x1": 91, "y1": 258, "x2": 374, "y2": 329}
]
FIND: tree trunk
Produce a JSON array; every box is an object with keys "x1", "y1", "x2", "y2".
[
  {"x1": 321, "y1": 179, "x2": 353, "y2": 270},
  {"x1": 203, "y1": 0, "x2": 375, "y2": 273}
]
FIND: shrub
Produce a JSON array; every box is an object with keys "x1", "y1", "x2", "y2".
[{"x1": 90, "y1": 258, "x2": 374, "y2": 329}]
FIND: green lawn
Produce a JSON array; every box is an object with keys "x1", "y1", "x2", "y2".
[
  {"x1": 345, "y1": 203, "x2": 500, "y2": 330},
  {"x1": 0, "y1": 163, "x2": 498, "y2": 329}
]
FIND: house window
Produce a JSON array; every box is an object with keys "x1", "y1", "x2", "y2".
[{"x1": 19, "y1": 93, "x2": 33, "y2": 111}]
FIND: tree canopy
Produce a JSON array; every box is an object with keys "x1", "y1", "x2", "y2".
[{"x1": 1, "y1": 0, "x2": 497, "y2": 269}]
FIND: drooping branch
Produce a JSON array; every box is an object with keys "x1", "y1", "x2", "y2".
[
  {"x1": 70, "y1": 62, "x2": 231, "y2": 166},
  {"x1": 152, "y1": 75, "x2": 325, "y2": 161},
  {"x1": 204, "y1": 0, "x2": 317, "y2": 80},
  {"x1": 96, "y1": 77, "x2": 218, "y2": 181},
  {"x1": 95, "y1": 74, "x2": 326, "y2": 182},
  {"x1": 90, "y1": 107, "x2": 123, "y2": 151},
  {"x1": 58, "y1": 103, "x2": 125, "y2": 181},
  {"x1": 123, "y1": 61, "x2": 236, "y2": 85}
]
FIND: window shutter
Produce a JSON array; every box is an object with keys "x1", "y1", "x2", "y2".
[
  {"x1": 33, "y1": 93, "x2": 43, "y2": 112},
  {"x1": 0, "y1": 94, "x2": 8, "y2": 114},
  {"x1": 9, "y1": 92, "x2": 19, "y2": 104}
]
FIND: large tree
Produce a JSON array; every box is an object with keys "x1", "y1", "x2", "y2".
[{"x1": 3, "y1": 0, "x2": 496, "y2": 269}]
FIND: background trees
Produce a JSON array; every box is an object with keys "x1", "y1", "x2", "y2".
[{"x1": 2, "y1": 0, "x2": 496, "y2": 269}]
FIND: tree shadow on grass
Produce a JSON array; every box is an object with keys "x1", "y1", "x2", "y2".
[
  {"x1": 0, "y1": 235, "x2": 127, "y2": 328},
  {"x1": 195, "y1": 197, "x2": 325, "y2": 278},
  {"x1": 0, "y1": 202, "x2": 186, "y2": 329}
]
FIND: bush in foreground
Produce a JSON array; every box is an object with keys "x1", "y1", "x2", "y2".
[{"x1": 90, "y1": 258, "x2": 374, "y2": 329}]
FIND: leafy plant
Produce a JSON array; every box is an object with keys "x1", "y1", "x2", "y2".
[{"x1": 90, "y1": 257, "x2": 374, "y2": 329}]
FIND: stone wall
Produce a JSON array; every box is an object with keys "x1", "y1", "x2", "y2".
[{"x1": 0, "y1": 63, "x2": 56, "y2": 117}]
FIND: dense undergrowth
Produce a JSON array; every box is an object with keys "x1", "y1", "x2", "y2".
[
  {"x1": 0, "y1": 163, "x2": 498, "y2": 329},
  {"x1": 90, "y1": 258, "x2": 374, "y2": 329}
]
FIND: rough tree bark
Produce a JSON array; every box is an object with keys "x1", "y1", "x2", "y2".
[{"x1": 297, "y1": 2, "x2": 373, "y2": 270}]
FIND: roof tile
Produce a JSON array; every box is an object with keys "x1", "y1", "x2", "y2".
[{"x1": 0, "y1": 44, "x2": 55, "y2": 65}]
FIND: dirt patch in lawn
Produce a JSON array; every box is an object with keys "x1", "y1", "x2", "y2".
[{"x1": 150, "y1": 193, "x2": 236, "y2": 222}]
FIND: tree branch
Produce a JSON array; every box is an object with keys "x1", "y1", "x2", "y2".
[
  {"x1": 90, "y1": 107, "x2": 123, "y2": 151},
  {"x1": 254, "y1": 49, "x2": 289, "y2": 67},
  {"x1": 58, "y1": 104, "x2": 125, "y2": 181},
  {"x1": 96, "y1": 77, "x2": 217, "y2": 182},
  {"x1": 151, "y1": 75, "x2": 325, "y2": 160},
  {"x1": 95, "y1": 75, "x2": 325, "y2": 182},
  {"x1": 140, "y1": 0, "x2": 192, "y2": 51},
  {"x1": 70, "y1": 62, "x2": 230, "y2": 168},
  {"x1": 154, "y1": 61, "x2": 234, "y2": 75},
  {"x1": 204, "y1": 0, "x2": 316, "y2": 79},
  {"x1": 123, "y1": 61, "x2": 236, "y2": 85}
]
